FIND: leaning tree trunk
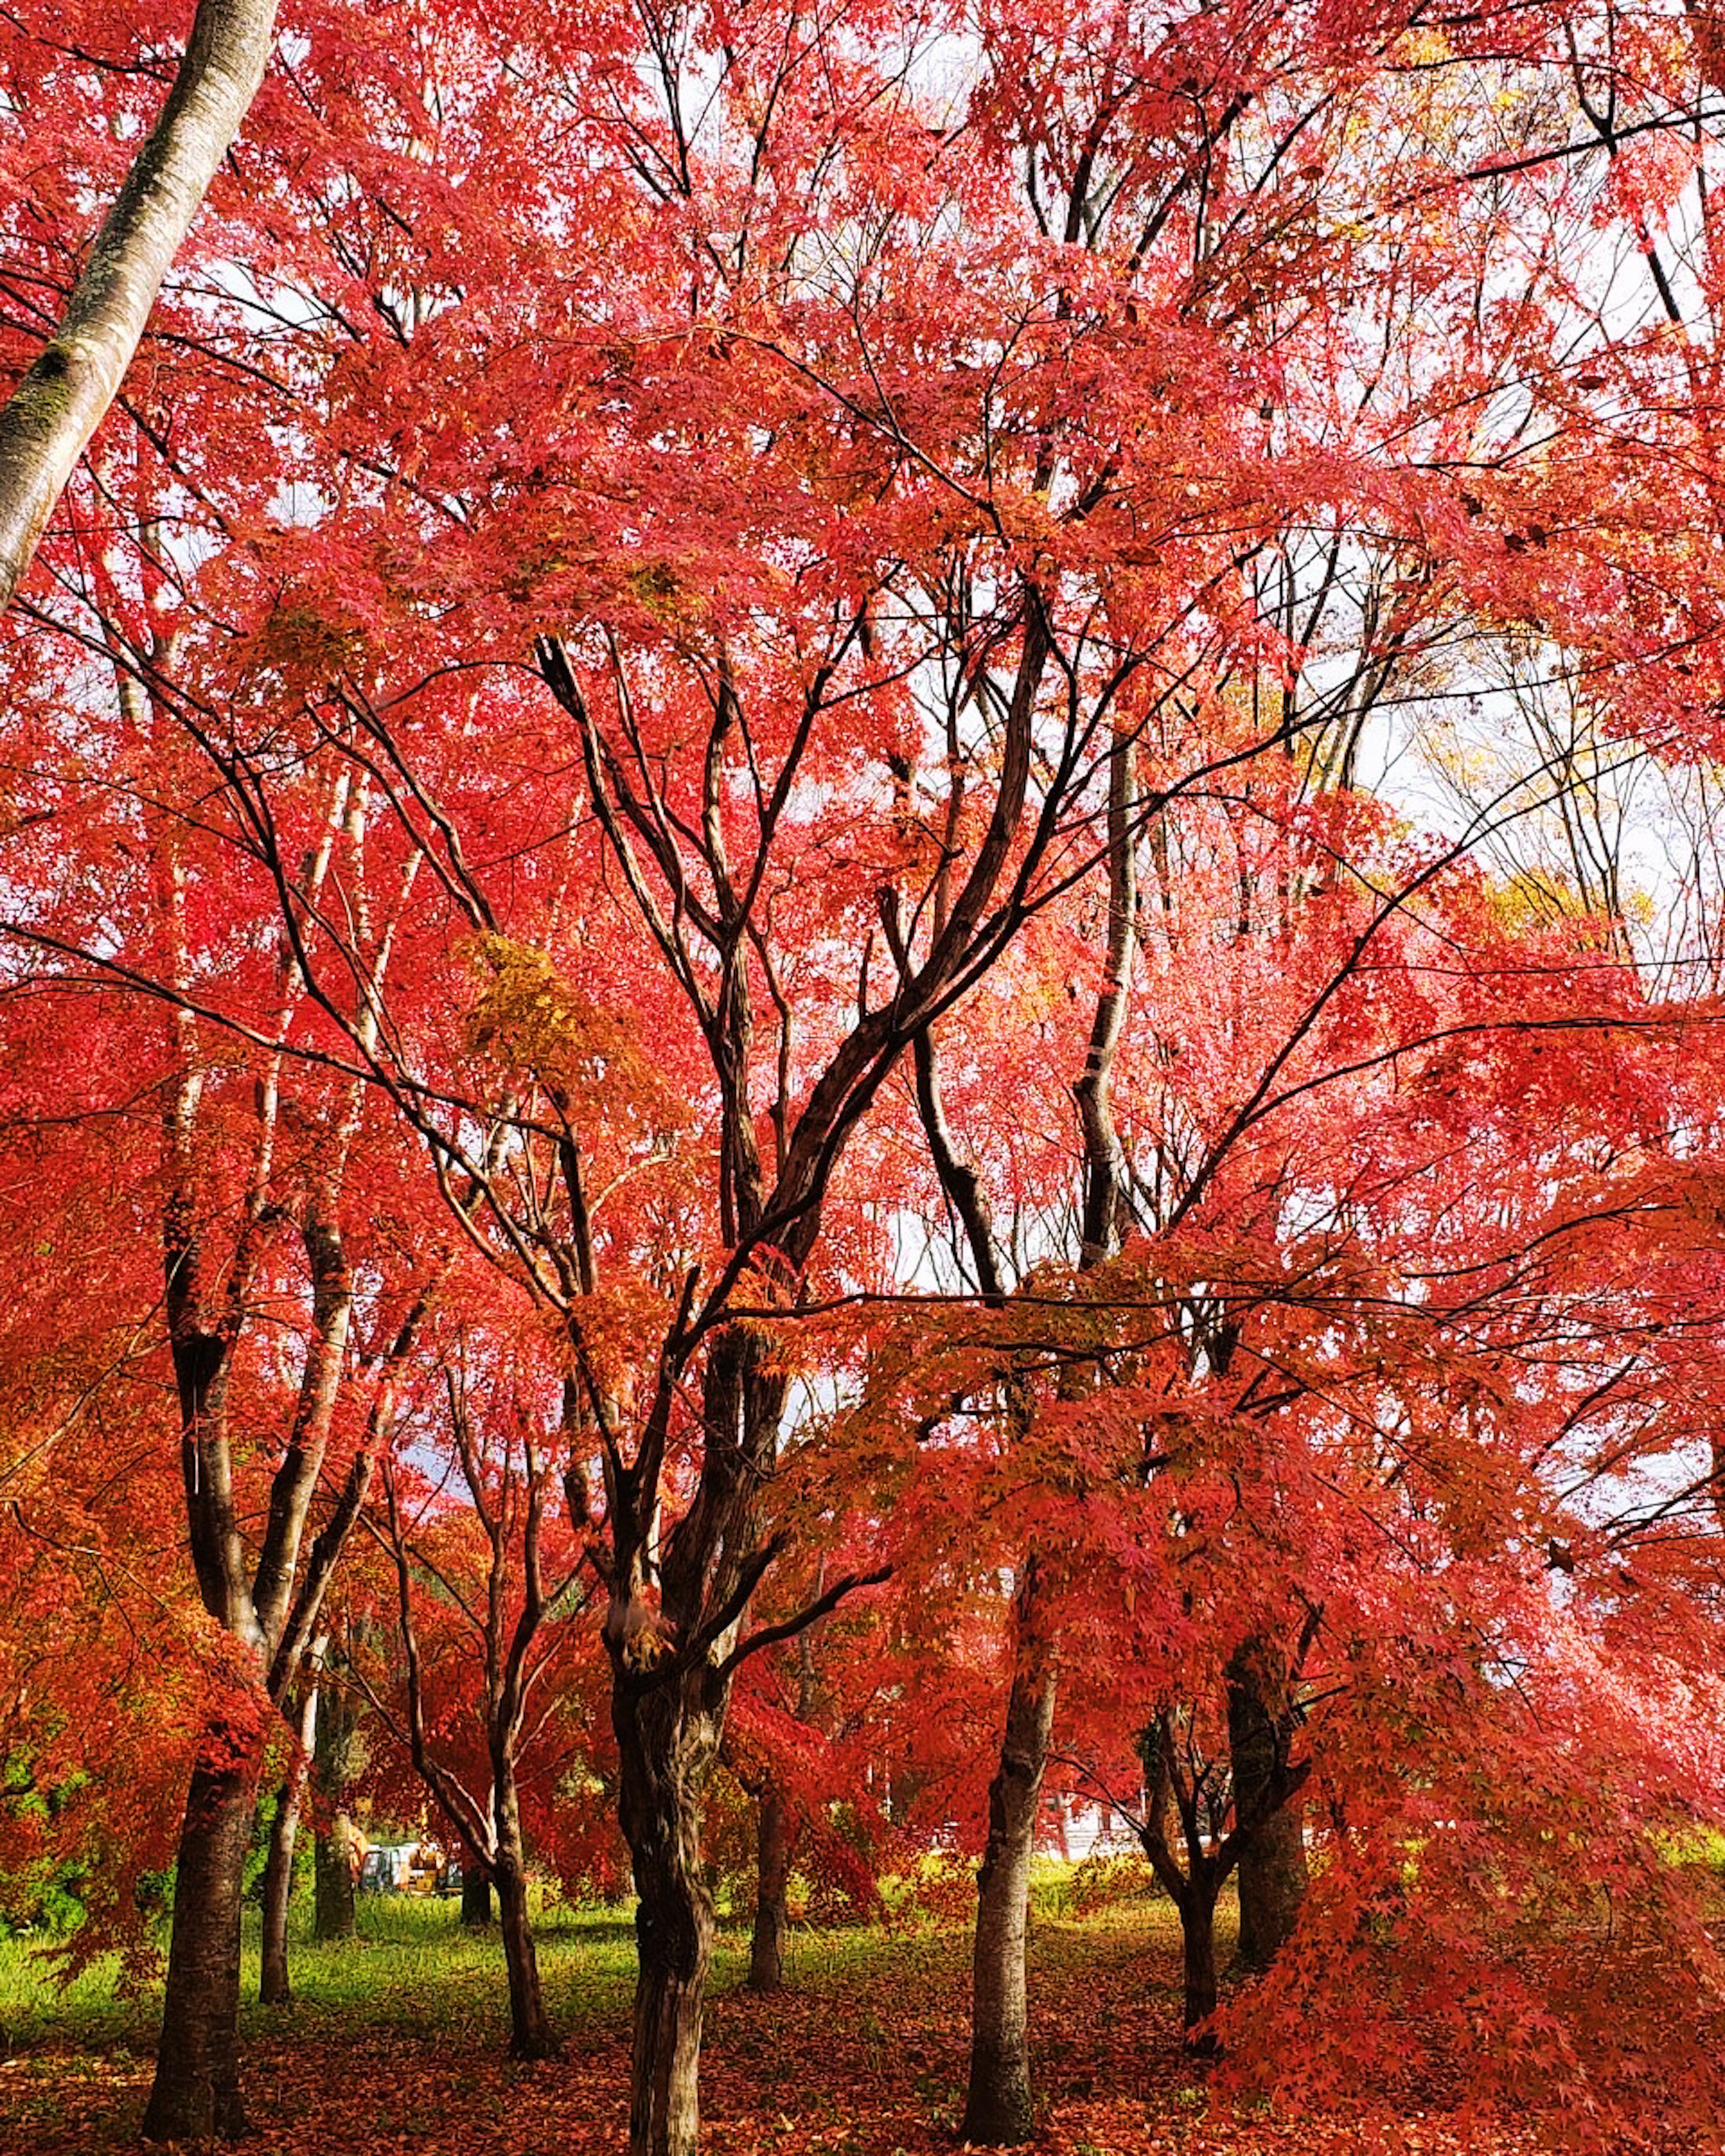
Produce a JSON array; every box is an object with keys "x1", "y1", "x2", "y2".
[
  {"x1": 493, "y1": 1773, "x2": 557, "y2": 2059},
  {"x1": 748, "y1": 1785, "x2": 795, "y2": 1993},
  {"x1": 961, "y1": 1568, "x2": 1058, "y2": 2146},
  {"x1": 0, "y1": 0, "x2": 281, "y2": 609},
  {"x1": 494, "y1": 1856, "x2": 555, "y2": 2059},
  {"x1": 259, "y1": 1667, "x2": 319, "y2": 2004},
  {"x1": 140, "y1": 1757, "x2": 257, "y2": 2143},
  {"x1": 1227, "y1": 1647, "x2": 1306, "y2": 1971}
]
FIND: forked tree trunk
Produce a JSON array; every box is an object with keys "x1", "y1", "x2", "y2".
[
  {"x1": 141, "y1": 815, "x2": 427, "y2": 2140},
  {"x1": 259, "y1": 1670, "x2": 318, "y2": 2004},
  {"x1": 1135, "y1": 1718, "x2": 1232, "y2": 2054},
  {"x1": 140, "y1": 1758, "x2": 256, "y2": 2143},
  {"x1": 961, "y1": 1571, "x2": 1058, "y2": 2146},
  {"x1": 748, "y1": 1785, "x2": 795, "y2": 1992}
]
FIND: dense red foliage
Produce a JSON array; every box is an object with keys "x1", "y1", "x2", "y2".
[{"x1": 3, "y1": 0, "x2": 1725, "y2": 2147}]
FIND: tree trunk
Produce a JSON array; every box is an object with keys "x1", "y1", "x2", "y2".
[
  {"x1": 492, "y1": 1768, "x2": 556, "y2": 2059},
  {"x1": 259, "y1": 1672, "x2": 318, "y2": 2004},
  {"x1": 632, "y1": 1896, "x2": 708, "y2": 2156},
  {"x1": 461, "y1": 1858, "x2": 492, "y2": 1927},
  {"x1": 313, "y1": 1659, "x2": 360, "y2": 1940},
  {"x1": 961, "y1": 1576, "x2": 1058, "y2": 2147},
  {"x1": 494, "y1": 1855, "x2": 556, "y2": 2058},
  {"x1": 0, "y1": 0, "x2": 280, "y2": 609},
  {"x1": 618, "y1": 1685, "x2": 716, "y2": 2156},
  {"x1": 748, "y1": 1785, "x2": 794, "y2": 1993},
  {"x1": 314, "y1": 1811, "x2": 356, "y2": 1941},
  {"x1": 1234, "y1": 1799, "x2": 1306, "y2": 1971},
  {"x1": 1227, "y1": 1647, "x2": 1306, "y2": 1971},
  {"x1": 1181, "y1": 1882, "x2": 1220, "y2": 2042},
  {"x1": 140, "y1": 1758, "x2": 255, "y2": 2143}
]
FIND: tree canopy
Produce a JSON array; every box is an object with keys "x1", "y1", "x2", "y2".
[{"x1": 3, "y1": 0, "x2": 1725, "y2": 2151}]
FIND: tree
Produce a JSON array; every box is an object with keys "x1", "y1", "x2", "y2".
[
  {"x1": 258, "y1": 1636, "x2": 322, "y2": 2005},
  {"x1": 6, "y1": 0, "x2": 1725, "y2": 2147},
  {"x1": 0, "y1": 0, "x2": 279, "y2": 607},
  {"x1": 0, "y1": 630, "x2": 445, "y2": 2134},
  {"x1": 312, "y1": 1621, "x2": 366, "y2": 1944},
  {"x1": 354, "y1": 1317, "x2": 594, "y2": 2059}
]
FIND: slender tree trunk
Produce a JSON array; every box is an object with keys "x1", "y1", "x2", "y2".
[
  {"x1": 746, "y1": 1585, "x2": 815, "y2": 1994},
  {"x1": 0, "y1": 0, "x2": 280, "y2": 609},
  {"x1": 313, "y1": 1659, "x2": 360, "y2": 1940},
  {"x1": 961, "y1": 1569, "x2": 1058, "y2": 2146},
  {"x1": 1227, "y1": 1647, "x2": 1306, "y2": 1971},
  {"x1": 492, "y1": 1769, "x2": 556, "y2": 2059},
  {"x1": 140, "y1": 1758, "x2": 256, "y2": 2143},
  {"x1": 461, "y1": 1854, "x2": 492, "y2": 1927},
  {"x1": 259, "y1": 1669, "x2": 319, "y2": 2005},
  {"x1": 958, "y1": 713, "x2": 1133, "y2": 2143},
  {"x1": 494, "y1": 1856, "x2": 555, "y2": 2059},
  {"x1": 748, "y1": 1785, "x2": 794, "y2": 1992}
]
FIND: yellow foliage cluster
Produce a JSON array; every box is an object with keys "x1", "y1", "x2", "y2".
[{"x1": 462, "y1": 935, "x2": 685, "y2": 1136}]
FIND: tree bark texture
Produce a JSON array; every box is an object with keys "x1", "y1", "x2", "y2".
[
  {"x1": 597, "y1": 1321, "x2": 795, "y2": 2156},
  {"x1": 748, "y1": 1785, "x2": 794, "y2": 1993},
  {"x1": 0, "y1": 0, "x2": 279, "y2": 609},
  {"x1": 1181, "y1": 1883, "x2": 1220, "y2": 2037},
  {"x1": 1234, "y1": 1799, "x2": 1306, "y2": 1970},
  {"x1": 461, "y1": 1856, "x2": 493, "y2": 1927},
  {"x1": 961, "y1": 1570, "x2": 1058, "y2": 2147},
  {"x1": 495, "y1": 1849, "x2": 556, "y2": 2059},
  {"x1": 140, "y1": 1759, "x2": 256, "y2": 2143},
  {"x1": 1226, "y1": 1646, "x2": 1307, "y2": 1971},
  {"x1": 259, "y1": 1668, "x2": 318, "y2": 2005},
  {"x1": 616, "y1": 1674, "x2": 719, "y2": 2156},
  {"x1": 314, "y1": 1810, "x2": 357, "y2": 1942},
  {"x1": 312, "y1": 1656, "x2": 361, "y2": 1941}
]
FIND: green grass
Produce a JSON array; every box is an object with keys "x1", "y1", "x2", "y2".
[
  {"x1": 0, "y1": 1884, "x2": 955, "y2": 2059},
  {"x1": 0, "y1": 1930, "x2": 154, "y2": 2055},
  {"x1": 0, "y1": 1891, "x2": 643, "y2": 2056}
]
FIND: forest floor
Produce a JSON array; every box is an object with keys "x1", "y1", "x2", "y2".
[{"x1": 0, "y1": 1884, "x2": 1711, "y2": 2155}]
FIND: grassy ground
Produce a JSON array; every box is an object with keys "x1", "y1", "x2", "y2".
[{"x1": 0, "y1": 1882, "x2": 1705, "y2": 2154}]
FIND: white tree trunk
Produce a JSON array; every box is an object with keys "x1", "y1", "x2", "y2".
[{"x1": 0, "y1": 0, "x2": 278, "y2": 608}]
